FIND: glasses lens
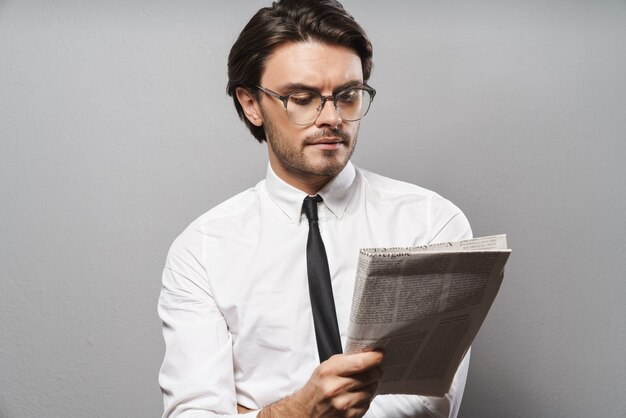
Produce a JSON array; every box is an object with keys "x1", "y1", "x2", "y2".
[
  {"x1": 285, "y1": 88, "x2": 374, "y2": 125},
  {"x1": 286, "y1": 92, "x2": 321, "y2": 125},
  {"x1": 336, "y1": 88, "x2": 372, "y2": 122}
]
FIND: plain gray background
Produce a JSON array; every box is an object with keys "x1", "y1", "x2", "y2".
[{"x1": 1, "y1": 0, "x2": 625, "y2": 417}]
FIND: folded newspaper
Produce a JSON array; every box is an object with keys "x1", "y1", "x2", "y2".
[{"x1": 346, "y1": 234, "x2": 511, "y2": 397}]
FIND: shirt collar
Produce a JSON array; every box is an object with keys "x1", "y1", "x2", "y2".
[{"x1": 265, "y1": 161, "x2": 357, "y2": 224}]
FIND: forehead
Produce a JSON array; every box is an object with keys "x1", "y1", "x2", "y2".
[{"x1": 260, "y1": 41, "x2": 363, "y2": 89}]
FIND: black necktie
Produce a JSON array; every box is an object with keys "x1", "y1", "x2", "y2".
[{"x1": 303, "y1": 195, "x2": 343, "y2": 362}]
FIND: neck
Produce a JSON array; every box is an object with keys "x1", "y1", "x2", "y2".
[
  {"x1": 278, "y1": 170, "x2": 333, "y2": 196},
  {"x1": 269, "y1": 162, "x2": 333, "y2": 196}
]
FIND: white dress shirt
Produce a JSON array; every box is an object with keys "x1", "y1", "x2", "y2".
[{"x1": 159, "y1": 161, "x2": 472, "y2": 417}]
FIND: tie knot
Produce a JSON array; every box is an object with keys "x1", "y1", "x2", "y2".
[{"x1": 303, "y1": 195, "x2": 323, "y2": 223}]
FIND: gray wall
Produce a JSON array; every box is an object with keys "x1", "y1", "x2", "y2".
[{"x1": 1, "y1": 1, "x2": 625, "y2": 417}]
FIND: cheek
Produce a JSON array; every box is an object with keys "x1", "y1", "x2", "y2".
[
  {"x1": 343, "y1": 122, "x2": 360, "y2": 139},
  {"x1": 285, "y1": 127, "x2": 307, "y2": 146},
  {"x1": 271, "y1": 124, "x2": 307, "y2": 150}
]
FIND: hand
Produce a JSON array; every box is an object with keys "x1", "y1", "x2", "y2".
[
  {"x1": 259, "y1": 351, "x2": 383, "y2": 418},
  {"x1": 237, "y1": 404, "x2": 253, "y2": 414}
]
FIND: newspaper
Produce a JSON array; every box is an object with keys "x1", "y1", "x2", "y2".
[{"x1": 345, "y1": 235, "x2": 511, "y2": 397}]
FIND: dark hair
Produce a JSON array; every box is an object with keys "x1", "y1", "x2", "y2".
[{"x1": 227, "y1": 0, "x2": 373, "y2": 143}]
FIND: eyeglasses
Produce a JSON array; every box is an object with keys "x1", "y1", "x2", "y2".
[{"x1": 254, "y1": 85, "x2": 376, "y2": 126}]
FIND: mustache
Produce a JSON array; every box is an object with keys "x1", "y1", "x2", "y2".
[{"x1": 304, "y1": 128, "x2": 350, "y2": 144}]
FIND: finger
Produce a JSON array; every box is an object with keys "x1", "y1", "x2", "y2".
[
  {"x1": 345, "y1": 365, "x2": 382, "y2": 392},
  {"x1": 334, "y1": 351, "x2": 383, "y2": 377},
  {"x1": 330, "y1": 381, "x2": 379, "y2": 415},
  {"x1": 321, "y1": 364, "x2": 381, "y2": 397},
  {"x1": 351, "y1": 380, "x2": 379, "y2": 402},
  {"x1": 312, "y1": 364, "x2": 380, "y2": 401}
]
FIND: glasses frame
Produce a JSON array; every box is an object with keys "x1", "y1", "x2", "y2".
[{"x1": 253, "y1": 84, "x2": 376, "y2": 126}]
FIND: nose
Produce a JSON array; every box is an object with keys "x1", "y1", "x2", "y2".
[{"x1": 315, "y1": 97, "x2": 342, "y2": 128}]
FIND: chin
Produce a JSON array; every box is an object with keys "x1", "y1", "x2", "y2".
[{"x1": 309, "y1": 160, "x2": 348, "y2": 177}]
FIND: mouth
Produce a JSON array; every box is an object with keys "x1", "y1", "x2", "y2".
[
  {"x1": 306, "y1": 130, "x2": 348, "y2": 151},
  {"x1": 308, "y1": 138, "x2": 344, "y2": 150}
]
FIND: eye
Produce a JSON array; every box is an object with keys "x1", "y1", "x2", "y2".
[
  {"x1": 288, "y1": 92, "x2": 317, "y2": 106},
  {"x1": 336, "y1": 89, "x2": 361, "y2": 104}
]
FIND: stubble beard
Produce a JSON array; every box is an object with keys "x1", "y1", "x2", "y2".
[{"x1": 263, "y1": 116, "x2": 358, "y2": 179}]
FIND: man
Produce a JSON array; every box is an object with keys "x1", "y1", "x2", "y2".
[{"x1": 159, "y1": 1, "x2": 472, "y2": 417}]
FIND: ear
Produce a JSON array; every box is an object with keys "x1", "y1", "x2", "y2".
[{"x1": 236, "y1": 87, "x2": 263, "y2": 127}]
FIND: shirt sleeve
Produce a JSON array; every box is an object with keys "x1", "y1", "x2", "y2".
[
  {"x1": 158, "y1": 226, "x2": 259, "y2": 418},
  {"x1": 430, "y1": 208, "x2": 473, "y2": 244}
]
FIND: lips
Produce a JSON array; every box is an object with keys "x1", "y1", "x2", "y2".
[
  {"x1": 309, "y1": 137, "x2": 343, "y2": 145},
  {"x1": 305, "y1": 130, "x2": 348, "y2": 150},
  {"x1": 308, "y1": 140, "x2": 343, "y2": 151}
]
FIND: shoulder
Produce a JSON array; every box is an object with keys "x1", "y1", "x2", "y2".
[
  {"x1": 355, "y1": 166, "x2": 472, "y2": 242},
  {"x1": 165, "y1": 182, "x2": 264, "y2": 266},
  {"x1": 198, "y1": 185, "x2": 262, "y2": 226},
  {"x1": 357, "y1": 167, "x2": 439, "y2": 198},
  {"x1": 356, "y1": 166, "x2": 452, "y2": 211}
]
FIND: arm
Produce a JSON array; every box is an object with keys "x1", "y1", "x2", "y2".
[
  {"x1": 159, "y1": 229, "x2": 384, "y2": 418},
  {"x1": 430, "y1": 210, "x2": 473, "y2": 245},
  {"x1": 161, "y1": 264, "x2": 382, "y2": 418},
  {"x1": 159, "y1": 229, "x2": 247, "y2": 417},
  {"x1": 258, "y1": 352, "x2": 383, "y2": 418}
]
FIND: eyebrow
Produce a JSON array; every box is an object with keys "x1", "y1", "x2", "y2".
[{"x1": 278, "y1": 80, "x2": 365, "y2": 94}]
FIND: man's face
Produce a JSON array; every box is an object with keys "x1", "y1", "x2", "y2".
[{"x1": 255, "y1": 41, "x2": 364, "y2": 193}]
